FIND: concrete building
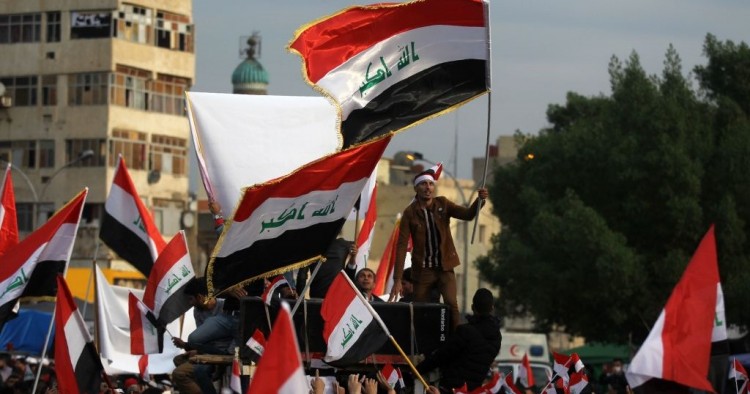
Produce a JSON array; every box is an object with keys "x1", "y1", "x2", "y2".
[{"x1": 0, "y1": 1, "x2": 195, "y2": 273}]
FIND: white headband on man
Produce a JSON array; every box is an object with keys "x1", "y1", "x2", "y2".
[{"x1": 413, "y1": 163, "x2": 443, "y2": 186}]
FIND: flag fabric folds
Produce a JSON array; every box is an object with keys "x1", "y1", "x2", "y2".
[
  {"x1": 141, "y1": 230, "x2": 195, "y2": 326},
  {"x1": 289, "y1": 0, "x2": 489, "y2": 148},
  {"x1": 626, "y1": 226, "x2": 720, "y2": 392},
  {"x1": 502, "y1": 373, "x2": 523, "y2": 394},
  {"x1": 262, "y1": 275, "x2": 290, "y2": 306},
  {"x1": 230, "y1": 357, "x2": 242, "y2": 393},
  {"x1": 569, "y1": 371, "x2": 589, "y2": 394},
  {"x1": 186, "y1": 92, "x2": 339, "y2": 216},
  {"x1": 520, "y1": 353, "x2": 535, "y2": 388},
  {"x1": 128, "y1": 292, "x2": 161, "y2": 355},
  {"x1": 54, "y1": 275, "x2": 103, "y2": 394},
  {"x1": 353, "y1": 183, "x2": 377, "y2": 272},
  {"x1": 321, "y1": 271, "x2": 389, "y2": 366},
  {"x1": 246, "y1": 328, "x2": 266, "y2": 356},
  {"x1": 208, "y1": 135, "x2": 390, "y2": 296},
  {"x1": 373, "y1": 214, "x2": 411, "y2": 297},
  {"x1": 247, "y1": 302, "x2": 309, "y2": 393},
  {"x1": 380, "y1": 363, "x2": 405, "y2": 389},
  {"x1": 0, "y1": 164, "x2": 19, "y2": 257},
  {"x1": 0, "y1": 189, "x2": 87, "y2": 331},
  {"x1": 100, "y1": 156, "x2": 166, "y2": 276},
  {"x1": 730, "y1": 359, "x2": 749, "y2": 381},
  {"x1": 552, "y1": 352, "x2": 571, "y2": 383}
]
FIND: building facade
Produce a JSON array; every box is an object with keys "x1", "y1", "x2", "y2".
[{"x1": 0, "y1": 0, "x2": 195, "y2": 270}]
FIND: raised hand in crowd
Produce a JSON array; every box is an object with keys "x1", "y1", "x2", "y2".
[
  {"x1": 310, "y1": 369, "x2": 325, "y2": 394},
  {"x1": 348, "y1": 373, "x2": 363, "y2": 394},
  {"x1": 363, "y1": 377, "x2": 378, "y2": 394}
]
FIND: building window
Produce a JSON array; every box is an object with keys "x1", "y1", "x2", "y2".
[
  {"x1": 109, "y1": 129, "x2": 147, "y2": 170},
  {"x1": 68, "y1": 73, "x2": 108, "y2": 106},
  {"x1": 113, "y1": 4, "x2": 152, "y2": 44},
  {"x1": 0, "y1": 13, "x2": 42, "y2": 44},
  {"x1": 82, "y1": 203, "x2": 104, "y2": 226},
  {"x1": 152, "y1": 198, "x2": 184, "y2": 236},
  {"x1": 155, "y1": 10, "x2": 193, "y2": 52},
  {"x1": 150, "y1": 74, "x2": 189, "y2": 116},
  {"x1": 10, "y1": 140, "x2": 36, "y2": 169},
  {"x1": 0, "y1": 76, "x2": 38, "y2": 107},
  {"x1": 39, "y1": 140, "x2": 55, "y2": 168},
  {"x1": 16, "y1": 203, "x2": 34, "y2": 232},
  {"x1": 42, "y1": 75, "x2": 57, "y2": 106},
  {"x1": 150, "y1": 134, "x2": 186, "y2": 176},
  {"x1": 46, "y1": 12, "x2": 61, "y2": 42},
  {"x1": 66, "y1": 139, "x2": 106, "y2": 167},
  {"x1": 110, "y1": 65, "x2": 149, "y2": 110},
  {"x1": 70, "y1": 11, "x2": 112, "y2": 39}
]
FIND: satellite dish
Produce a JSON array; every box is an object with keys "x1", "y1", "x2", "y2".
[
  {"x1": 0, "y1": 82, "x2": 5, "y2": 97},
  {"x1": 147, "y1": 169, "x2": 161, "y2": 184}
]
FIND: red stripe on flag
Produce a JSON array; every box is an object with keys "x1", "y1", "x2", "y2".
[
  {"x1": 129, "y1": 293, "x2": 146, "y2": 355},
  {"x1": 142, "y1": 231, "x2": 189, "y2": 308},
  {"x1": 289, "y1": 0, "x2": 486, "y2": 83},
  {"x1": 234, "y1": 136, "x2": 390, "y2": 222}
]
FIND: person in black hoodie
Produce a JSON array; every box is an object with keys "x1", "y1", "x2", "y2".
[{"x1": 416, "y1": 288, "x2": 502, "y2": 393}]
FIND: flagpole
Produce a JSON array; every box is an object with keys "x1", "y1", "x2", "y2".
[
  {"x1": 341, "y1": 273, "x2": 430, "y2": 389},
  {"x1": 354, "y1": 208, "x2": 360, "y2": 259},
  {"x1": 471, "y1": 0, "x2": 492, "y2": 245},
  {"x1": 81, "y1": 241, "x2": 101, "y2": 321},
  {"x1": 32, "y1": 306, "x2": 56, "y2": 394},
  {"x1": 291, "y1": 258, "x2": 323, "y2": 316}
]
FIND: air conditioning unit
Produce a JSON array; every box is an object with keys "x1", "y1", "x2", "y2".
[{"x1": 0, "y1": 96, "x2": 11, "y2": 108}]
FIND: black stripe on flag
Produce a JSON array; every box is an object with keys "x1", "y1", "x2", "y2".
[
  {"x1": 100, "y1": 211, "x2": 154, "y2": 276},
  {"x1": 341, "y1": 59, "x2": 486, "y2": 148},
  {"x1": 21, "y1": 260, "x2": 65, "y2": 299},
  {"x1": 212, "y1": 220, "x2": 345, "y2": 293},
  {"x1": 326, "y1": 319, "x2": 388, "y2": 368},
  {"x1": 156, "y1": 285, "x2": 191, "y2": 327},
  {"x1": 76, "y1": 342, "x2": 104, "y2": 394}
]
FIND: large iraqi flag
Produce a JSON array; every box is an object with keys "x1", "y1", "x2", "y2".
[
  {"x1": 0, "y1": 189, "x2": 87, "y2": 332},
  {"x1": 100, "y1": 155, "x2": 166, "y2": 276},
  {"x1": 207, "y1": 135, "x2": 390, "y2": 296},
  {"x1": 321, "y1": 271, "x2": 389, "y2": 366},
  {"x1": 626, "y1": 226, "x2": 722, "y2": 392},
  {"x1": 0, "y1": 164, "x2": 18, "y2": 257},
  {"x1": 54, "y1": 276, "x2": 103, "y2": 394},
  {"x1": 141, "y1": 230, "x2": 195, "y2": 326},
  {"x1": 289, "y1": 0, "x2": 489, "y2": 148}
]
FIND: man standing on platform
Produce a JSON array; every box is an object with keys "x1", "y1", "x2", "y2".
[{"x1": 388, "y1": 163, "x2": 488, "y2": 330}]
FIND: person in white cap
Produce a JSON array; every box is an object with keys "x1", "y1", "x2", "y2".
[{"x1": 388, "y1": 163, "x2": 488, "y2": 331}]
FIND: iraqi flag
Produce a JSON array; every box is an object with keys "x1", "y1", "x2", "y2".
[
  {"x1": 380, "y1": 363, "x2": 405, "y2": 389},
  {"x1": 247, "y1": 328, "x2": 266, "y2": 356},
  {"x1": 0, "y1": 189, "x2": 86, "y2": 331},
  {"x1": 262, "y1": 275, "x2": 290, "y2": 306},
  {"x1": 626, "y1": 226, "x2": 720, "y2": 392},
  {"x1": 353, "y1": 184, "x2": 377, "y2": 272},
  {"x1": 570, "y1": 353, "x2": 585, "y2": 373},
  {"x1": 730, "y1": 359, "x2": 749, "y2": 381},
  {"x1": 128, "y1": 292, "x2": 161, "y2": 355},
  {"x1": 519, "y1": 353, "x2": 535, "y2": 388},
  {"x1": 141, "y1": 230, "x2": 195, "y2": 326},
  {"x1": 321, "y1": 271, "x2": 389, "y2": 366},
  {"x1": 100, "y1": 155, "x2": 166, "y2": 276},
  {"x1": 230, "y1": 357, "x2": 242, "y2": 393},
  {"x1": 54, "y1": 275, "x2": 103, "y2": 394},
  {"x1": 552, "y1": 352, "x2": 571, "y2": 383},
  {"x1": 247, "y1": 302, "x2": 309, "y2": 393},
  {"x1": 0, "y1": 164, "x2": 18, "y2": 257},
  {"x1": 289, "y1": 0, "x2": 489, "y2": 148},
  {"x1": 208, "y1": 136, "x2": 390, "y2": 296},
  {"x1": 502, "y1": 372, "x2": 523, "y2": 394},
  {"x1": 569, "y1": 371, "x2": 589, "y2": 394}
]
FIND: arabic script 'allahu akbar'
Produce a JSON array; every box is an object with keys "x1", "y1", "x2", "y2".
[
  {"x1": 359, "y1": 41, "x2": 420, "y2": 97},
  {"x1": 260, "y1": 196, "x2": 339, "y2": 234}
]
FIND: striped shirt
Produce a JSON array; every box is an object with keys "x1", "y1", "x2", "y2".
[{"x1": 422, "y1": 207, "x2": 442, "y2": 268}]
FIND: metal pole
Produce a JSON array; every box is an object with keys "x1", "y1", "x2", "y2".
[{"x1": 81, "y1": 241, "x2": 101, "y2": 321}]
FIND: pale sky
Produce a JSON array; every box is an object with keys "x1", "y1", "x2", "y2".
[{"x1": 191, "y1": 0, "x2": 749, "y2": 179}]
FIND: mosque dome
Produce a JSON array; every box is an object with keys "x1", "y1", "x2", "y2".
[{"x1": 232, "y1": 34, "x2": 268, "y2": 95}]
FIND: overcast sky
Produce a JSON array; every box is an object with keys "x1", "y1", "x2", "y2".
[{"x1": 190, "y1": 0, "x2": 749, "y2": 179}]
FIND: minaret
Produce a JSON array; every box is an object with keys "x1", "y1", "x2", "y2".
[{"x1": 231, "y1": 33, "x2": 269, "y2": 95}]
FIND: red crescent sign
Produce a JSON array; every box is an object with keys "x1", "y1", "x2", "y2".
[{"x1": 509, "y1": 344, "x2": 520, "y2": 357}]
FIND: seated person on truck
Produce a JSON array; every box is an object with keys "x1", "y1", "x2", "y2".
[{"x1": 416, "y1": 288, "x2": 502, "y2": 393}]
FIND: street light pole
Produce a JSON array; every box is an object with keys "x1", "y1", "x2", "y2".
[
  {"x1": 39, "y1": 149, "x2": 94, "y2": 202},
  {"x1": 0, "y1": 161, "x2": 39, "y2": 202}
]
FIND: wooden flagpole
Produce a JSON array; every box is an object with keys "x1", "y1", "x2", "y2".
[
  {"x1": 471, "y1": 0, "x2": 493, "y2": 245},
  {"x1": 290, "y1": 258, "x2": 324, "y2": 316}
]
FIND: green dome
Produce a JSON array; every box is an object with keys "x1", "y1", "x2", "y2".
[{"x1": 231, "y1": 57, "x2": 269, "y2": 86}]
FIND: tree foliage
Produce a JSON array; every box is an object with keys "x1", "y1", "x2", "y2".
[{"x1": 478, "y1": 36, "x2": 750, "y2": 343}]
